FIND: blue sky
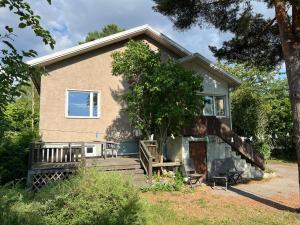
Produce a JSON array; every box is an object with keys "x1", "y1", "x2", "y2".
[{"x1": 0, "y1": 0, "x2": 279, "y2": 67}]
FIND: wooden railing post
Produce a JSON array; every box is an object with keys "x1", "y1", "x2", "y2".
[
  {"x1": 28, "y1": 142, "x2": 34, "y2": 170},
  {"x1": 148, "y1": 156, "x2": 153, "y2": 184},
  {"x1": 81, "y1": 142, "x2": 86, "y2": 167}
]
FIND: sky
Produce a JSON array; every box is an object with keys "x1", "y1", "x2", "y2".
[{"x1": 0, "y1": 0, "x2": 277, "y2": 65}]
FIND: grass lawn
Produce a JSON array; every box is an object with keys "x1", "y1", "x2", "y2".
[{"x1": 143, "y1": 187, "x2": 300, "y2": 225}]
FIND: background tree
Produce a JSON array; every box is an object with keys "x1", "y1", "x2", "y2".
[
  {"x1": 153, "y1": 0, "x2": 300, "y2": 190},
  {"x1": 112, "y1": 40, "x2": 203, "y2": 162},
  {"x1": 0, "y1": 85, "x2": 39, "y2": 184},
  {"x1": 0, "y1": 0, "x2": 54, "y2": 184},
  {"x1": 222, "y1": 63, "x2": 294, "y2": 160},
  {"x1": 0, "y1": 0, "x2": 55, "y2": 114},
  {"x1": 79, "y1": 24, "x2": 125, "y2": 44}
]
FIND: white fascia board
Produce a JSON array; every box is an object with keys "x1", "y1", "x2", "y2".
[
  {"x1": 178, "y1": 53, "x2": 241, "y2": 86},
  {"x1": 27, "y1": 24, "x2": 191, "y2": 67}
]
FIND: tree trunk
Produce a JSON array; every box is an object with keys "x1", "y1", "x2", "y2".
[
  {"x1": 275, "y1": 0, "x2": 300, "y2": 196},
  {"x1": 285, "y1": 51, "x2": 300, "y2": 196}
]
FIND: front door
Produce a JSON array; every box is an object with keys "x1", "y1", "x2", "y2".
[{"x1": 189, "y1": 141, "x2": 207, "y2": 178}]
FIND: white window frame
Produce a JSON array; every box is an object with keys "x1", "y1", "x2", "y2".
[
  {"x1": 65, "y1": 89, "x2": 100, "y2": 119},
  {"x1": 202, "y1": 94, "x2": 228, "y2": 118}
]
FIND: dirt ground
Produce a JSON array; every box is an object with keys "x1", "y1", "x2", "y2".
[{"x1": 143, "y1": 162, "x2": 300, "y2": 213}]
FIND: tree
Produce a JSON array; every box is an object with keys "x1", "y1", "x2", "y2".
[
  {"x1": 222, "y1": 63, "x2": 294, "y2": 160},
  {"x1": 79, "y1": 24, "x2": 125, "y2": 44},
  {"x1": 112, "y1": 40, "x2": 203, "y2": 161},
  {"x1": 153, "y1": 0, "x2": 300, "y2": 192},
  {"x1": 0, "y1": 85, "x2": 39, "y2": 184},
  {"x1": 0, "y1": 0, "x2": 55, "y2": 117}
]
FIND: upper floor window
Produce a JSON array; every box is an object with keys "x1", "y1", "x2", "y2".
[
  {"x1": 66, "y1": 90, "x2": 99, "y2": 118},
  {"x1": 215, "y1": 96, "x2": 226, "y2": 116},
  {"x1": 203, "y1": 95, "x2": 226, "y2": 117},
  {"x1": 203, "y1": 96, "x2": 214, "y2": 116}
]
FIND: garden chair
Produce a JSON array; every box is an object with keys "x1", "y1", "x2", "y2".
[
  {"x1": 211, "y1": 159, "x2": 228, "y2": 190},
  {"x1": 183, "y1": 158, "x2": 204, "y2": 188},
  {"x1": 223, "y1": 158, "x2": 244, "y2": 185}
]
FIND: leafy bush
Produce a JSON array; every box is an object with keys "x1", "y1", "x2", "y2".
[
  {"x1": 141, "y1": 171, "x2": 184, "y2": 192},
  {"x1": 0, "y1": 129, "x2": 37, "y2": 185},
  {"x1": 0, "y1": 169, "x2": 149, "y2": 225}
]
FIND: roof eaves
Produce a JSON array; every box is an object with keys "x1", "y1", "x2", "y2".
[
  {"x1": 27, "y1": 24, "x2": 190, "y2": 67},
  {"x1": 179, "y1": 53, "x2": 241, "y2": 86}
]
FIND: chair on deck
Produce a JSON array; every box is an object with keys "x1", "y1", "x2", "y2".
[
  {"x1": 183, "y1": 159, "x2": 204, "y2": 188},
  {"x1": 102, "y1": 141, "x2": 119, "y2": 159}
]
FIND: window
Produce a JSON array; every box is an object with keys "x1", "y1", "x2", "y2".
[
  {"x1": 215, "y1": 96, "x2": 226, "y2": 116},
  {"x1": 203, "y1": 96, "x2": 214, "y2": 116},
  {"x1": 203, "y1": 95, "x2": 226, "y2": 117},
  {"x1": 66, "y1": 90, "x2": 99, "y2": 118}
]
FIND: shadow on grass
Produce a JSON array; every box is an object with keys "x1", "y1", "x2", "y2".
[{"x1": 229, "y1": 186, "x2": 299, "y2": 213}]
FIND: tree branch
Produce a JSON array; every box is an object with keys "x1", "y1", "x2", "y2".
[{"x1": 274, "y1": 0, "x2": 294, "y2": 56}]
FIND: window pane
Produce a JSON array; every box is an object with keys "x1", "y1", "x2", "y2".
[
  {"x1": 68, "y1": 91, "x2": 90, "y2": 117},
  {"x1": 93, "y1": 92, "x2": 98, "y2": 117},
  {"x1": 203, "y1": 96, "x2": 214, "y2": 115},
  {"x1": 215, "y1": 96, "x2": 226, "y2": 116}
]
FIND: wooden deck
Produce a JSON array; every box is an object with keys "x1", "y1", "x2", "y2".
[{"x1": 28, "y1": 141, "x2": 181, "y2": 190}]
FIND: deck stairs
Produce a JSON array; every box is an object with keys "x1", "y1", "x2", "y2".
[{"x1": 85, "y1": 156, "x2": 147, "y2": 186}]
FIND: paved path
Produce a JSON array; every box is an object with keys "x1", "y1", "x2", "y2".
[{"x1": 212, "y1": 162, "x2": 300, "y2": 211}]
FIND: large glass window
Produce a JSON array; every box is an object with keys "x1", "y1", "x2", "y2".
[
  {"x1": 67, "y1": 90, "x2": 99, "y2": 118},
  {"x1": 203, "y1": 95, "x2": 226, "y2": 117}
]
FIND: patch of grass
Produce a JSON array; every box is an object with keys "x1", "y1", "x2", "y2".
[
  {"x1": 197, "y1": 198, "x2": 207, "y2": 208},
  {"x1": 143, "y1": 191, "x2": 300, "y2": 225},
  {"x1": 141, "y1": 171, "x2": 184, "y2": 193}
]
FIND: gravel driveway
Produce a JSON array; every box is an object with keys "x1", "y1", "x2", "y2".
[{"x1": 213, "y1": 162, "x2": 299, "y2": 211}]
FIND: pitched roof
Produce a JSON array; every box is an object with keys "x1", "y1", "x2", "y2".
[
  {"x1": 178, "y1": 53, "x2": 241, "y2": 87},
  {"x1": 27, "y1": 24, "x2": 191, "y2": 67},
  {"x1": 27, "y1": 24, "x2": 240, "y2": 89}
]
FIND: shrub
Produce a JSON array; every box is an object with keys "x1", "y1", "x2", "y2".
[
  {"x1": 141, "y1": 171, "x2": 184, "y2": 192},
  {"x1": 0, "y1": 129, "x2": 37, "y2": 185},
  {"x1": 0, "y1": 169, "x2": 149, "y2": 225}
]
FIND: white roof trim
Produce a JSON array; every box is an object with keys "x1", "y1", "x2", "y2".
[
  {"x1": 178, "y1": 53, "x2": 241, "y2": 86},
  {"x1": 27, "y1": 24, "x2": 191, "y2": 67}
]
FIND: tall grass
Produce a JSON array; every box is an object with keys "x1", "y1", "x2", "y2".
[{"x1": 0, "y1": 169, "x2": 149, "y2": 225}]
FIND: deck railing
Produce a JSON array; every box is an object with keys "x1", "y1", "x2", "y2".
[
  {"x1": 183, "y1": 116, "x2": 265, "y2": 170},
  {"x1": 139, "y1": 140, "x2": 158, "y2": 183},
  {"x1": 28, "y1": 142, "x2": 86, "y2": 170}
]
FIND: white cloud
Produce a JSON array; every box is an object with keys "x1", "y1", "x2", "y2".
[{"x1": 0, "y1": 0, "x2": 278, "y2": 64}]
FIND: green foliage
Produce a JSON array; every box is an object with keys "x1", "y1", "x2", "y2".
[
  {"x1": 141, "y1": 171, "x2": 184, "y2": 192},
  {"x1": 112, "y1": 40, "x2": 203, "y2": 154},
  {"x1": 79, "y1": 24, "x2": 125, "y2": 44},
  {"x1": 0, "y1": 129, "x2": 37, "y2": 185},
  {"x1": 0, "y1": 169, "x2": 149, "y2": 225},
  {"x1": 3, "y1": 85, "x2": 39, "y2": 134},
  {"x1": 152, "y1": 0, "x2": 297, "y2": 70},
  {"x1": 0, "y1": 0, "x2": 54, "y2": 115},
  {"x1": 0, "y1": 85, "x2": 39, "y2": 184},
  {"x1": 197, "y1": 198, "x2": 207, "y2": 208},
  {"x1": 222, "y1": 64, "x2": 294, "y2": 160}
]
